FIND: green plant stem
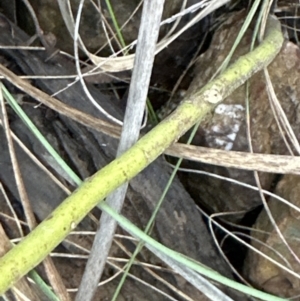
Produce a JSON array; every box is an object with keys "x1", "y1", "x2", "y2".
[
  {"x1": 111, "y1": 115, "x2": 203, "y2": 301},
  {"x1": 105, "y1": 0, "x2": 127, "y2": 50},
  {"x1": 28, "y1": 271, "x2": 60, "y2": 301},
  {"x1": 1, "y1": 84, "x2": 82, "y2": 186},
  {"x1": 100, "y1": 202, "x2": 288, "y2": 301},
  {"x1": 0, "y1": 15, "x2": 283, "y2": 299}
]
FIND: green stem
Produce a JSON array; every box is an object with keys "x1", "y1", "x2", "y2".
[{"x1": 0, "y1": 15, "x2": 283, "y2": 300}]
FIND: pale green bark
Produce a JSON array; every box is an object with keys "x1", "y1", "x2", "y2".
[{"x1": 0, "y1": 15, "x2": 283, "y2": 295}]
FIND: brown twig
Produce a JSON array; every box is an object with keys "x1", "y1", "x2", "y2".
[
  {"x1": 0, "y1": 63, "x2": 122, "y2": 138},
  {"x1": 1, "y1": 89, "x2": 71, "y2": 301}
]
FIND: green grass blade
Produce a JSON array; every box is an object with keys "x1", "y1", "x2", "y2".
[{"x1": 1, "y1": 84, "x2": 82, "y2": 186}]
